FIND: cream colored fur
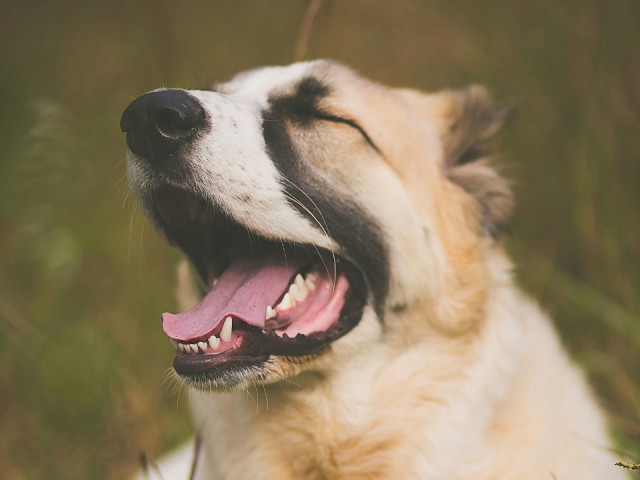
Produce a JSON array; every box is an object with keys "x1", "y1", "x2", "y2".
[
  {"x1": 180, "y1": 259, "x2": 623, "y2": 479},
  {"x1": 137, "y1": 62, "x2": 625, "y2": 479}
]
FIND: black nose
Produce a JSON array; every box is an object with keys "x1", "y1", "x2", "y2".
[{"x1": 120, "y1": 89, "x2": 206, "y2": 161}]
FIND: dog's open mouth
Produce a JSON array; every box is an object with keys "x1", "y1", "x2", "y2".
[{"x1": 149, "y1": 187, "x2": 368, "y2": 379}]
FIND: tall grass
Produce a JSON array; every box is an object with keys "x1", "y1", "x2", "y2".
[{"x1": 0, "y1": 0, "x2": 637, "y2": 477}]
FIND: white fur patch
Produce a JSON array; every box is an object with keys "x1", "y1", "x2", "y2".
[
  {"x1": 186, "y1": 89, "x2": 334, "y2": 248},
  {"x1": 128, "y1": 61, "x2": 336, "y2": 250}
]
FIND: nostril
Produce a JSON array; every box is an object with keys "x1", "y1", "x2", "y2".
[
  {"x1": 156, "y1": 108, "x2": 189, "y2": 138},
  {"x1": 120, "y1": 89, "x2": 207, "y2": 161}
]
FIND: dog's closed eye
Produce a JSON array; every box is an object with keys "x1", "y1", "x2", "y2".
[{"x1": 303, "y1": 109, "x2": 379, "y2": 152}]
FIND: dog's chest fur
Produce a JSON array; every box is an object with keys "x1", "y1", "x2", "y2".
[{"x1": 187, "y1": 283, "x2": 621, "y2": 480}]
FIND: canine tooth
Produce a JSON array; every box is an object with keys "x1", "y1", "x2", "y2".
[
  {"x1": 178, "y1": 343, "x2": 185, "y2": 352},
  {"x1": 208, "y1": 335, "x2": 220, "y2": 350},
  {"x1": 266, "y1": 305, "x2": 276, "y2": 320},
  {"x1": 221, "y1": 316, "x2": 233, "y2": 342},
  {"x1": 170, "y1": 339, "x2": 178, "y2": 348},
  {"x1": 190, "y1": 344, "x2": 199, "y2": 354},
  {"x1": 198, "y1": 341, "x2": 208, "y2": 352},
  {"x1": 279, "y1": 293, "x2": 293, "y2": 310}
]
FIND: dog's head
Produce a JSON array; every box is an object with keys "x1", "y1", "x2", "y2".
[{"x1": 122, "y1": 60, "x2": 513, "y2": 390}]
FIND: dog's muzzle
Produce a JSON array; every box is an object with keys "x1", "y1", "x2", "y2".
[{"x1": 120, "y1": 89, "x2": 206, "y2": 164}]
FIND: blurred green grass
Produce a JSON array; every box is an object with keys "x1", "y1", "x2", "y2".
[{"x1": 0, "y1": 0, "x2": 638, "y2": 478}]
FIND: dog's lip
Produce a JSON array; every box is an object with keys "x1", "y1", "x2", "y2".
[
  {"x1": 173, "y1": 329, "x2": 268, "y2": 374},
  {"x1": 174, "y1": 353, "x2": 269, "y2": 374},
  {"x1": 171, "y1": 324, "x2": 325, "y2": 375},
  {"x1": 170, "y1": 262, "x2": 368, "y2": 379}
]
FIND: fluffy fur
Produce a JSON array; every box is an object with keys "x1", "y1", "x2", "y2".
[{"x1": 129, "y1": 61, "x2": 624, "y2": 479}]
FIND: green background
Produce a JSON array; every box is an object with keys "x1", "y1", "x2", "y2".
[{"x1": 0, "y1": 1, "x2": 638, "y2": 478}]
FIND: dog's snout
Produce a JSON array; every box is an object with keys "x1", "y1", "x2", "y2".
[{"x1": 120, "y1": 89, "x2": 206, "y2": 161}]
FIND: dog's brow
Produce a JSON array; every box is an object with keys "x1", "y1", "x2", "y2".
[
  {"x1": 266, "y1": 77, "x2": 380, "y2": 153},
  {"x1": 267, "y1": 76, "x2": 331, "y2": 116}
]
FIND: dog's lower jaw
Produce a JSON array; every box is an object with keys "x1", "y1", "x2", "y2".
[{"x1": 185, "y1": 282, "x2": 622, "y2": 480}]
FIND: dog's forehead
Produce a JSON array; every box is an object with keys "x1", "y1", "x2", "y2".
[{"x1": 219, "y1": 60, "x2": 326, "y2": 104}]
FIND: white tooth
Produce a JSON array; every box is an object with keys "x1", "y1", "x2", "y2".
[
  {"x1": 208, "y1": 335, "x2": 220, "y2": 350},
  {"x1": 221, "y1": 316, "x2": 233, "y2": 342},
  {"x1": 292, "y1": 276, "x2": 308, "y2": 301},
  {"x1": 305, "y1": 277, "x2": 316, "y2": 291},
  {"x1": 278, "y1": 293, "x2": 293, "y2": 310},
  {"x1": 178, "y1": 343, "x2": 186, "y2": 352},
  {"x1": 289, "y1": 283, "x2": 307, "y2": 302},
  {"x1": 190, "y1": 344, "x2": 199, "y2": 354},
  {"x1": 266, "y1": 305, "x2": 276, "y2": 320},
  {"x1": 170, "y1": 339, "x2": 178, "y2": 348},
  {"x1": 295, "y1": 274, "x2": 307, "y2": 291},
  {"x1": 198, "y1": 341, "x2": 208, "y2": 352}
]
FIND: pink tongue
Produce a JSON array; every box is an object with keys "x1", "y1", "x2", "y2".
[{"x1": 162, "y1": 256, "x2": 306, "y2": 342}]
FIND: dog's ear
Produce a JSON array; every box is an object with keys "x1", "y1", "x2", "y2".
[{"x1": 438, "y1": 86, "x2": 515, "y2": 240}]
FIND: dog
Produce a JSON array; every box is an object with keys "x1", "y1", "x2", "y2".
[{"x1": 122, "y1": 60, "x2": 625, "y2": 479}]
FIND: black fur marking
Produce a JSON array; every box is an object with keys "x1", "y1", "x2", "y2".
[
  {"x1": 277, "y1": 76, "x2": 331, "y2": 117},
  {"x1": 266, "y1": 76, "x2": 331, "y2": 129},
  {"x1": 262, "y1": 78, "x2": 390, "y2": 317},
  {"x1": 269, "y1": 76, "x2": 380, "y2": 152}
]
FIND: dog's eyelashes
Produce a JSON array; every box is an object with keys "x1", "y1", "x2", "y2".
[{"x1": 304, "y1": 110, "x2": 380, "y2": 152}]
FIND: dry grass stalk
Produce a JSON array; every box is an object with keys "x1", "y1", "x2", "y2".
[{"x1": 294, "y1": 0, "x2": 325, "y2": 61}]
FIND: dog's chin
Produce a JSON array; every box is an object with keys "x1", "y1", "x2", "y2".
[
  {"x1": 145, "y1": 186, "x2": 370, "y2": 389},
  {"x1": 177, "y1": 352, "x2": 326, "y2": 392}
]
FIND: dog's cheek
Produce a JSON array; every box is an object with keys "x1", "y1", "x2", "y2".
[{"x1": 335, "y1": 160, "x2": 446, "y2": 316}]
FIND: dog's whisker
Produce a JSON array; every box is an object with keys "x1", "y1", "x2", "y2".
[
  {"x1": 281, "y1": 376, "x2": 304, "y2": 390},
  {"x1": 120, "y1": 183, "x2": 131, "y2": 211},
  {"x1": 162, "y1": 367, "x2": 175, "y2": 386},
  {"x1": 281, "y1": 188, "x2": 337, "y2": 290},
  {"x1": 282, "y1": 192, "x2": 334, "y2": 285},
  {"x1": 139, "y1": 218, "x2": 145, "y2": 251},
  {"x1": 252, "y1": 383, "x2": 261, "y2": 413},
  {"x1": 281, "y1": 179, "x2": 337, "y2": 290},
  {"x1": 260, "y1": 383, "x2": 269, "y2": 412},
  {"x1": 280, "y1": 176, "x2": 333, "y2": 246},
  {"x1": 242, "y1": 384, "x2": 257, "y2": 409},
  {"x1": 127, "y1": 200, "x2": 138, "y2": 274},
  {"x1": 281, "y1": 240, "x2": 288, "y2": 264}
]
